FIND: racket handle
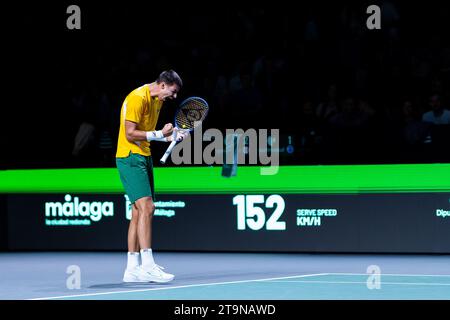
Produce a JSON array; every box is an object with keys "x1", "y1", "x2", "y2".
[{"x1": 160, "y1": 140, "x2": 177, "y2": 164}]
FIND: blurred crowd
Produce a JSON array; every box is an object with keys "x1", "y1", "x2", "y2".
[{"x1": 63, "y1": 2, "x2": 449, "y2": 167}]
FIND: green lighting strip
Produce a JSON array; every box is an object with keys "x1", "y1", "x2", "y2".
[{"x1": 1, "y1": 164, "x2": 450, "y2": 194}]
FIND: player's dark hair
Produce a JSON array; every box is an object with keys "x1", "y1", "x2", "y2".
[{"x1": 156, "y1": 70, "x2": 183, "y2": 88}]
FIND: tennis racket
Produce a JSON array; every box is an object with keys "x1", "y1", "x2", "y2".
[{"x1": 160, "y1": 96, "x2": 209, "y2": 164}]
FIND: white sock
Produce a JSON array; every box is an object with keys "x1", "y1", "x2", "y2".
[
  {"x1": 140, "y1": 248, "x2": 155, "y2": 268},
  {"x1": 127, "y1": 252, "x2": 140, "y2": 270}
]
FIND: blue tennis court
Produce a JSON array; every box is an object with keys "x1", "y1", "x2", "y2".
[{"x1": 1, "y1": 252, "x2": 449, "y2": 300}]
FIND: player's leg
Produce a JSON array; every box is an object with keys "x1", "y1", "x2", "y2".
[
  {"x1": 122, "y1": 204, "x2": 143, "y2": 282},
  {"x1": 136, "y1": 156, "x2": 156, "y2": 265},
  {"x1": 128, "y1": 203, "x2": 140, "y2": 252},
  {"x1": 124, "y1": 203, "x2": 140, "y2": 275},
  {"x1": 134, "y1": 196, "x2": 174, "y2": 282},
  {"x1": 134, "y1": 196, "x2": 155, "y2": 251}
]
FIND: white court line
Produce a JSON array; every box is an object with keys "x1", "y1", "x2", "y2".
[
  {"x1": 324, "y1": 273, "x2": 450, "y2": 277},
  {"x1": 30, "y1": 273, "x2": 330, "y2": 300},
  {"x1": 268, "y1": 280, "x2": 450, "y2": 286}
]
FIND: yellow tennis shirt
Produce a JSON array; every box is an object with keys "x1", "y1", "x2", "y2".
[{"x1": 116, "y1": 84, "x2": 163, "y2": 158}]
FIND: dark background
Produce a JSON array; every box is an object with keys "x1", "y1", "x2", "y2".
[{"x1": 4, "y1": 1, "x2": 450, "y2": 169}]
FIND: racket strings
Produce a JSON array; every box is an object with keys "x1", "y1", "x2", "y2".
[{"x1": 176, "y1": 100, "x2": 208, "y2": 130}]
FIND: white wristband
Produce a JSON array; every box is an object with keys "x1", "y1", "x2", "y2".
[{"x1": 146, "y1": 130, "x2": 167, "y2": 142}]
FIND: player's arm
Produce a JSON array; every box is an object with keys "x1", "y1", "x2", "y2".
[{"x1": 125, "y1": 121, "x2": 174, "y2": 142}]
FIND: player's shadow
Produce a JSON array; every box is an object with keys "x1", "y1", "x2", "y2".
[{"x1": 88, "y1": 282, "x2": 172, "y2": 289}]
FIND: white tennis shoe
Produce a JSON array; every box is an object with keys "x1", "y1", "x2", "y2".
[
  {"x1": 123, "y1": 265, "x2": 174, "y2": 283},
  {"x1": 123, "y1": 266, "x2": 146, "y2": 283}
]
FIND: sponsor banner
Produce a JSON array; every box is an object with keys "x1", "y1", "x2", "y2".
[{"x1": 7, "y1": 193, "x2": 450, "y2": 252}]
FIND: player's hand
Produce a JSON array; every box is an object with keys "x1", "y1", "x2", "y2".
[
  {"x1": 162, "y1": 123, "x2": 174, "y2": 137},
  {"x1": 167, "y1": 128, "x2": 190, "y2": 142}
]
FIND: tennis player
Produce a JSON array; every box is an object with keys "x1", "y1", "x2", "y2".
[{"x1": 116, "y1": 70, "x2": 186, "y2": 283}]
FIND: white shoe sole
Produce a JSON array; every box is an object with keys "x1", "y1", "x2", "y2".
[
  {"x1": 123, "y1": 275, "x2": 149, "y2": 283},
  {"x1": 145, "y1": 275, "x2": 174, "y2": 283},
  {"x1": 123, "y1": 273, "x2": 175, "y2": 283}
]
